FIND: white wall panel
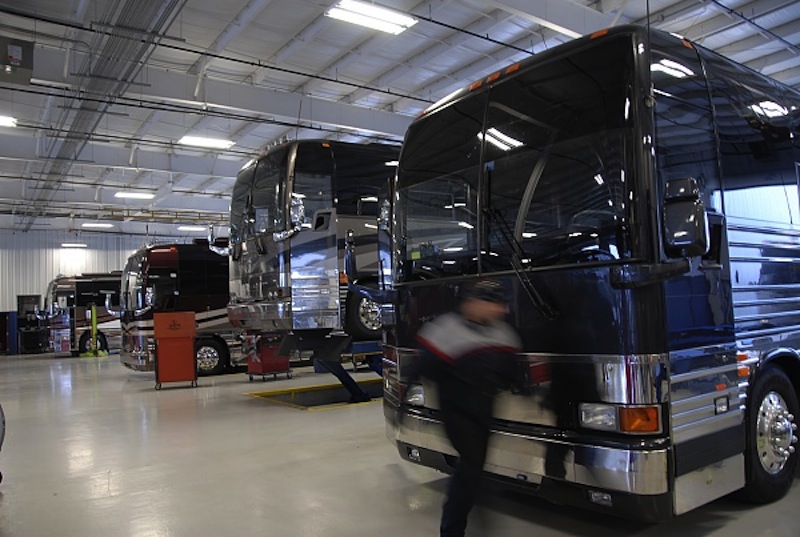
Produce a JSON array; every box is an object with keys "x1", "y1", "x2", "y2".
[{"x1": 0, "y1": 230, "x2": 195, "y2": 312}]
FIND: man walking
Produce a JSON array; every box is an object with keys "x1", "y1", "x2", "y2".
[{"x1": 415, "y1": 279, "x2": 522, "y2": 537}]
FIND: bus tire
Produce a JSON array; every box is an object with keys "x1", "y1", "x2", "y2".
[
  {"x1": 739, "y1": 367, "x2": 799, "y2": 504},
  {"x1": 78, "y1": 331, "x2": 109, "y2": 354},
  {"x1": 345, "y1": 292, "x2": 381, "y2": 341},
  {"x1": 195, "y1": 337, "x2": 228, "y2": 376}
]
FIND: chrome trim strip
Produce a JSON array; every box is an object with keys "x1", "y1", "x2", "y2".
[
  {"x1": 735, "y1": 297, "x2": 800, "y2": 307},
  {"x1": 736, "y1": 310, "x2": 800, "y2": 323},
  {"x1": 672, "y1": 408, "x2": 744, "y2": 443},
  {"x1": 670, "y1": 363, "x2": 740, "y2": 384},
  {"x1": 671, "y1": 386, "x2": 743, "y2": 412},
  {"x1": 734, "y1": 324, "x2": 800, "y2": 339}
]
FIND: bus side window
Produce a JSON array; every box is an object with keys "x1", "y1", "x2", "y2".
[{"x1": 699, "y1": 48, "x2": 798, "y2": 224}]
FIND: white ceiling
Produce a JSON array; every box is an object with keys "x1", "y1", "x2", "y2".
[{"x1": 1, "y1": 0, "x2": 799, "y2": 240}]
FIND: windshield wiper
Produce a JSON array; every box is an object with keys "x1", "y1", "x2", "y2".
[{"x1": 484, "y1": 208, "x2": 557, "y2": 320}]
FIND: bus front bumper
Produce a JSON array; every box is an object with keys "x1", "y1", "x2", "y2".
[{"x1": 388, "y1": 405, "x2": 674, "y2": 521}]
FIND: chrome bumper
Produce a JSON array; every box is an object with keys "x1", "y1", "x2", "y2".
[{"x1": 392, "y1": 410, "x2": 669, "y2": 496}]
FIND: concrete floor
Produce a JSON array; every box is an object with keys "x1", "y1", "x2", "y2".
[{"x1": 0, "y1": 353, "x2": 797, "y2": 537}]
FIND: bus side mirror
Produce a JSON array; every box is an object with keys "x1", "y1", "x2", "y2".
[{"x1": 663, "y1": 177, "x2": 709, "y2": 258}]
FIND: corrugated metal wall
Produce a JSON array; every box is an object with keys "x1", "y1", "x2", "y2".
[{"x1": 0, "y1": 230, "x2": 198, "y2": 312}]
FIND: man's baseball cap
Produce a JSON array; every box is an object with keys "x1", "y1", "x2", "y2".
[{"x1": 460, "y1": 279, "x2": 508, "y2": 303}]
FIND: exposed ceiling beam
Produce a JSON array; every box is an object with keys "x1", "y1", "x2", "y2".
[
  {"x1": 483, "y1": 0, "x2": 617, "y2": 38},
  {"x1": 30, "y1": 46, "x2": 414, "y2": 139}
]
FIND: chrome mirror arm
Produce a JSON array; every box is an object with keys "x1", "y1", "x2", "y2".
[
  {"x1": 34, "y1": 303, "x2": 60, "y2": 320},
  {"x1": 104, "y1": 293, "x2": 124, "y2": 319},
  {"x1": 208, "y1": 225, "x2": 230, "y2": 256}
]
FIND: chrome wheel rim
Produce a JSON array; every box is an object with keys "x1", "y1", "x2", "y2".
[
  {"x1": 196, "y1": 345, "x2": 221, "y2": 372},
  {"x1": 756, "y1": 391, "x2": 797, "y2": 474},
  {"x1": 358, "y1": 298, "x2": 382, "y2": 332}
]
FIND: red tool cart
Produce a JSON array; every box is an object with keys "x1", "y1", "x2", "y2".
[
  {"x1": 248, "y1": 335, "x2": 292, "y2": 381},
  {"x1": 153, "y1": 311, "x2": 197, "y2": 389}
]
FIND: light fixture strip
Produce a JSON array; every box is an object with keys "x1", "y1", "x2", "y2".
[
  {"x1": 0, "y1": 115, "x2": 17, "y2": 127},
  {"x1": 115, "y1": 191, "x2": 155, "y2": 200},
  {"x1": 178, "y1": 135, "x2": 235, "y2": 149},
  {"x1": 326, "y1": 0, "x2": 417, "y2": 35}
]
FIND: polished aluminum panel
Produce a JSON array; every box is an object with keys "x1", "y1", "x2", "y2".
[
  {"x1": 674, "y1": 455, "x2": 745, "y2": 515},
  {"x1": 290, "y1": 269, "x2": 341, "y2": 330},
  {"x1": 668, "y1": 344, "x2": 745, "y2": 444},
  {"x1": 227, "y1": 300, "x2": 292, "y2": 330}
]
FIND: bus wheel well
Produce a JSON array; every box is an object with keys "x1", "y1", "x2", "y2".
[
  {"x1": 738, "y1": 363, "x2": 799, "y2": 504},
  {"x1": 761, "y1": 353, "x2": 800, "y2": 403},
  {"x1": 345, "y1": 281, "x2": 382, "y2": 341},
  {"x1": 78, "y1": 330, "x2": 109, "y2": 353}
]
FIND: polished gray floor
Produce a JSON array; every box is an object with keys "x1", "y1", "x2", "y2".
[{"x1": 0, "y1": 353, "x2": 797, "y2": 536}]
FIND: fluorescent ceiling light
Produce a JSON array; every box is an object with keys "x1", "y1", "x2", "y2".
[
  {"x1": 177, "y1": 225, "x2": 206, "y2": 232},
  {"x1": 385, "y1": 160, "x2": 399, "y2": 166},
  {"x1": 178, "y1": 135, "x2": 235, "y2": 149},
  {"x1": 115, "y1": 191, "x2": 155, "y2": 200},
  {"x1": 81, "y1": 222, "x2": 114, "y2": 229},
  {"x1": 0, "y1": 115, "x2": 17, "y2": 127},
  {"x1": 61, "y1": 243, "x2": 87, "y2": 248},
  {"x1": 326, "y1": 0, "x2": 417, "y2": 35}
]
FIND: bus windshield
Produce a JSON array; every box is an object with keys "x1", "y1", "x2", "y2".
[
  {"x1": 122, "y1": 253, "x2": 145, "y2": 311},
  {"x1": 397, "y1": 35, "x2": 636, "y2": 279},
  {"x1": 231, "y1": 147, "x2": 288, "y2": 243}
]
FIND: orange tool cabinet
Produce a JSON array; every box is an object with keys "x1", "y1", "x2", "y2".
[{"x1": 153, "y1": 311, "x2": 197, "y2": 389}]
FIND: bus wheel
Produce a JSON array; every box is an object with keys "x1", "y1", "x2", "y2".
[
  {"x1": 739, "y1": 367, "x2": 798, "y2": 503},
  {"x1": 195, "y1": 338, "x2": 228, "y2": 376},
  {"x1": 78, "y1": 331, "x2": 109, "y2": 354},
  {"x1": 345, "y1": 293, "x2": 381, "y2": 341}
]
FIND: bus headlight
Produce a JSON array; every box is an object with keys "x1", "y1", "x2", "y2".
[
  {"x1": 580, "y1": 403, "x2": 618, "y2": 431},
  {"x1": 579, "y1": 403, "x2": 661, "y2": 434}
]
